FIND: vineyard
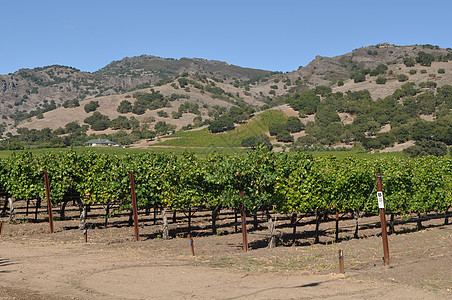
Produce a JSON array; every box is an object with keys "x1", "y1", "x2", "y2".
[{"x1": 0, "y1": 147, "x2": 451, "y2": 246}]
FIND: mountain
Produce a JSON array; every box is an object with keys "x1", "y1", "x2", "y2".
[
  {"x1": 0, "y1": 56, "x2": 273, "y2": 126},
  {"x1": 2, "y1": 44, "x2": 452, "y2": 153}
]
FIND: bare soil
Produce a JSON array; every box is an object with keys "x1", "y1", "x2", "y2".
[{"x1": 0, "y1": 200, "x2": 451, "y2": 299}]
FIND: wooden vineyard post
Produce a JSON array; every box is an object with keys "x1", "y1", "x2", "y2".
[
  {"x1": 83, "y1": 228, "x2": 88, "y2": 243},
  {"x1": 335, "y1": 210, "x2": 339, "y2": 243},
  {"x1": 0, "y1": 221, "x2": 3, "y2": 237},
  {"x1": 376, "y1": 173, "x2": 390, "y2": 265},
  {"x1": 291, "y1": 212, "x2": 297, "y2": 246},
  {"x1": 129, "y1": 172, "x2": 140, "y2": 241},
  {"x1": 239, "y1": 184, "x2": 248, "y2": 252},
  {"x1": 188, "y1": 233, "x2": 195, "y2": 256},
  {"x1": 338, "y1": 250, "x2": 344, "y2": 274},
  {"x1": 43, "y1": 171, "x2": 54, "y2": 234}
]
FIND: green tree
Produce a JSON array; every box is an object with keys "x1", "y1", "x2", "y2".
[
  {"x1": 403, "y1": 57, "x2": 416, "y2": 67},
  {"x1": 117, "y1": 100, "x2": 132, "y2": 113},
  {"x1": 84, "y1": 101, "x2": 99, "y2": 113},
  {"x1": 416, "y1": 51, "x2": 435, "y2": 66},
  {"x1": 286, "y1": 116, "x2": 304, "y2": 133},
  {"x1": 276, "y1": 131, "x2": 293, "y2": 142},
  {"x1": 398, "y1": 74, "x2": 409, "y2": 82},
  {"x1": 241, "y1": 134, "x2": 272, "y2": 149},
  {"x1": 62, "y1": 99, "x2": 80, "y2": 108},
  {"x1": 404, "y1": 140, "x2": 448, "y2": 157},
  {"x1": 376, "y1": 76, "x2": 387, "y2": 84}
]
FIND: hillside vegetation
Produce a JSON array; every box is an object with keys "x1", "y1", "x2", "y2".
[{"x1": 1, "y1": 43, "x2": 452, "y2": 155}]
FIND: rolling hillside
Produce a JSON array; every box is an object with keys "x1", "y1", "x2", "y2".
[{"x1": 2, "y1": 44, "x2": 452, "y2": 153}]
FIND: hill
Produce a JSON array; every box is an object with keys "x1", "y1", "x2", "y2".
[
  {"x1": 2, "y1": 44, "x2": 452, "y2": 154},
  {"x1": 0, "y1": 57, "x2": 273, "y2": 127}
]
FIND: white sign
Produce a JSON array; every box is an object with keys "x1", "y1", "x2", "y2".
[{"x1": 377, "y1": 191, "x2": 385, "y2": 208}]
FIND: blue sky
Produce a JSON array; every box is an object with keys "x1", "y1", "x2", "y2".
[{"x1": 1, "y1": 0, "x2": 451, "y2": 74}]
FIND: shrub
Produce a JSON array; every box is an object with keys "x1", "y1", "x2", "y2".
[
  {"x1": 241, "y1": 134, "x2": 272, "y2": 149},
  {"x1": 270, "y1": 85, "x2": 278, "y2": 89},
  {"x1": 313, "y1": 85, "x2": 332, "y2": 96},
  {"x1": 117, "y1": 100, "x2": 132, "y2": 113},
  {"x1": 276, "y1": 131, "x2": 294, "y2": 143},
  {"x1": 178, "y1": 77, "x2": 189, "y2": 88},
  {"x1": 419, "y1": 81, "x2": 437, "y2": 88},
  {"x1": 269, "y1": 123, "x2": 286, "y2": 136},
  {"x1": 337, "y1": 79, "x2": 344, "y2": 86},
  {"x1": 409, "y1": 69, "x2": 417, "y2": 75},
  {"x1": 376, "y1": 76, "x2": 387, "y2": 84},
  {"x1": 286, "y1": 116, "x2": 304, "y2": 133},
  {"x1": 208, "y1": 117, "x2": 234, "y2": 133},
  {"x1": 404, "y1": 140, "x2": 447, "y2": 157},
  {"x1": 403, "y1": 57, "x2": 416, "y2": 67},
  {"x1": 416, "y1": 51, "x2": 435, "y2": 66},
  {"x1": 62, "y1": 99, "x2": 79, "y2": 108},
  {"x1": 397, "y1": 74, "x2": 409, "y2": 82},
  {"x1": 157, "y1": 110, "x2": 168, "y2": 118},
  {"x1": 420, "y1": 69, "x2": 427, "y2": 74},
  {"x1": 84, "y1": 100, "x2": 99, "y2": 113},
  {"x1": 110, "y1": 116, "x2": 131, "y2": 130},
  {"x1": 438, "y1": 68, "x2": 446, "y2": 74}
]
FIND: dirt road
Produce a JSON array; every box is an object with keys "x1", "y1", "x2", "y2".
[{"x1": 0, "y1": 222, "x2": 450, "y2": 299}]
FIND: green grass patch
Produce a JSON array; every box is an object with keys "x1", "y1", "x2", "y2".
[
  {"x1": 0, "y1": 145, "x2": 247, "y2": 159},
  {"x1": 0, "y1": 147, "x2": 150, "y2": 159},
  {"x1": 155, "y1": 110, "x2": 287, "y2": 147}
]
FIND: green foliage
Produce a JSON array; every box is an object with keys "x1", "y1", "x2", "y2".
[
  {"x1": 132, "y1": 91, "x2": 167, "y2": 115},
  {"x1": 62, "y1": 99, "x2": 80, "y2": 108},
  {"x1": 84, "y1": 112, "x2": 110, "y2": 131},
  {"x1": 241, "y1": 134, "x2": 272, "y2": 149},
  {"x1": 438, "y1": 68, "x2": 446, "y2": 74},
  {"x1": 370, "y1": 64, "x2": 388, "y2": 76},
  {"x1": 404, "y1": 140, "x2": 448, "y2": 157},
  {"x1": 416, "y1": 51, "x2": 435, "y2": 66},
  {"x1": 376, "y1": 76, "x2": 387, "y2": 84},
  {"x1": 287, "y1": 90, "x2": 320, "y2": 114},
  {"x1": 157, "y1": 110, "x2": 168, "y2": 118},
  {"x1": 84, "y1": 100, "x2": 99, "y2": 113},
  {"x1": 397, "y1": 74, "x2": 409, "y2": 82},
  {"x1": 117, "y1": 100, "x2": 133, "y2": 113},
  {"x1": 154, "y1": 121, "x2": 176, "y2": 135},
  {"x1": 337, "y1": 79, "x2": 344, "y2": 86},
  {"x1": 276, "y1": 131, "x2": 293, "y2": 142},
  {"x1": 350, "y1": 69, "x2": 370, "y2": 83},
  {"x1": 208, "y1": 116, "x2": 234, "y2": 133},
  {"x1": 313, "y1": 85, "x2": 332, "y2": 96},
  {"x1": 403, "y1": 57, "x2": 416, "y2": 67},
  {"x1": 110, "y1": 116, "x2": 132, "y2": 130},
  {"x1": 0, "y1": 149, "x2": 451, "y2": 221},
  {"x1": 286, "y1": 116, "x2": 304, "y2": 133}
]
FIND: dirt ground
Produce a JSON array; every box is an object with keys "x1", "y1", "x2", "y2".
[{"x1": 0, "y1": 200, "x2": 451, "y2": 299}]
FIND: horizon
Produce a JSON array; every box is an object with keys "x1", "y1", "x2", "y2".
[
  {"x1": 1, "y1": 0, "x2": 452, "y2": 75},
  {"x1": 1, "y1": 43, "x2": 449, "y2": 75}
]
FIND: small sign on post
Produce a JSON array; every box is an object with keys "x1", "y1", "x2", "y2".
[
  {"x1": 188, "y1": 234, "x2": 195, "y2": 256},
  {"x1": 338, "y1": 249, "x2": 345, "y2": 274},
  {"x1": 377, "y1": 191, "x2": 385, "y2": 209}
]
